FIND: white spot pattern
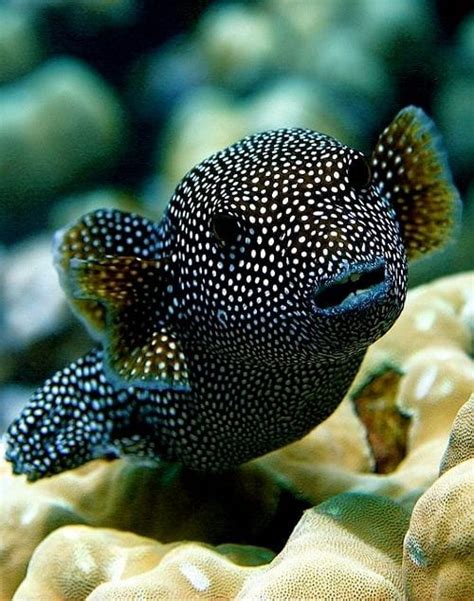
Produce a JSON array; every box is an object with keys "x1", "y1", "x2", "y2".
[{"x1": 6, "y1": 125, "x2": 414, "y2": 479}]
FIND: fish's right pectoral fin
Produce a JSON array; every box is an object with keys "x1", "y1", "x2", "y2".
[
  {"x1": 53, "y1": 208, "x2": 166, "y2": 337},
  {"x1": 67, "y1": 255, "x2": 190, "y2": 391}
]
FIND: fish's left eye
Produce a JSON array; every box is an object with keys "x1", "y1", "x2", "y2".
[
  {"x1": 348, "y1": 155, "x2": 371, "y2": 188},
  {"x1": 211, "y1": 213, "x2": 240, "y2": 246}
]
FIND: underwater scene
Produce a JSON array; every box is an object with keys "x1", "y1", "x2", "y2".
[{"x1": 0, "y1": 0, "x2": 473, "y2": 599}]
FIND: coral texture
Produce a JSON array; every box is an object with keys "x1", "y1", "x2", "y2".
[
  {"x1": 403, "y1": 392, "x2": 474, "y2": 600},
  {"x1": 403, "y1": 460, "x2": 474, "y2": 600},
  {"x1": 439, "y1": 392, "x2": 474, "y2": 475},
  {"x1": 238, "y1": 493, "x2": 409, "y2": 601},
  {"x1": 14, "y1": 494, "x2": 408, "y2": 600},
  {"x1": 0, "y1": 455, "x2": 280, "y2": 599}
]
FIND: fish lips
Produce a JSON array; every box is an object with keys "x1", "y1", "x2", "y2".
[{"x1": 311, "y1": 258, "x2": 391, "y2": 316}]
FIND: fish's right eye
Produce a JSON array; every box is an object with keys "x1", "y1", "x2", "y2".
[
  {"x1": 348, "y1": 155, "x2": 371, "y2": 188},
  {"x1": 211, "y1": 213, "x2": 240, "y2": 246}
]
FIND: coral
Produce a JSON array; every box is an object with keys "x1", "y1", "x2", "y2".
[
  {"x1": 13, "y1": 527, "x2": 178, "y2": 601},
  {"x1": 13, "y1": 493, "x2": 408, "y2": 600},
  {"x1": 403, "y1": 458, "x2": 474, "y2": 600},
  {"x1": 403, "y1": 392, "x2": 474, "y2": 599},
  {"x1": 258, "y1": 272, "x2": 474, "y2": 505},
  {"x1": 0, "y1": 235, "x2": 92, "y2": 418},
  {"x1": 0, "y1": 0, "x2": 472, "y2": 596},
  {"x1": 0, "y1": 453, "x2": 281, "y2": 600},
  {"x1": 439, "y1": 393, "x2": 474, "y2": 475},
  {"x1": 0, "y1": 58, "x2": 124, "y2": 213},
  {"x1": 0, "y1": 236, "x2": 68, "y2": 350},
  {"x1": 238, "y1": 493, "x2": 409, "y2": 600},
  {"x1": 0, "y1": 6, "x2": 42, "y2": 84}
]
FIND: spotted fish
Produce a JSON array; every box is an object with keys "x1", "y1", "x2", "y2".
[{"x1": 5, "y1": 106, "x2": 460, "y2": 480}]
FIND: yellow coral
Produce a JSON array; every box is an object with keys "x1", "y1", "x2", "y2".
[
  {"x1": 13, "y1": 494, "x2": 408, "y2": 600},
  {"x1": 403, "y1": 459, "x2": 474, "y2": 600},
  {"x1": 402, "y1": 393, "x2": 474, "y2": 600},
  {"x1": 2, "y1": 273, "x2": 473, "y2": 599},
  {"x1": 439, "y1": 393, "x2": 474, "y2": 475},
  {"x1": 0, "y1": 455, "x2": 280, "y2": 599},
  {"x1": 239, "y1": 493, "x2": 409, "y2": 600},
  {"x1": 13, "y1": 527, "x2": 177, "y2": 601},
  {"x1": 13, "y1": 525, "x2": 272, "y2": 600}
]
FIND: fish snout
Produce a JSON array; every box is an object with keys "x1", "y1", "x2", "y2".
[{"x1": 311, "y1": 259, "x2": 389, "y2": 314}]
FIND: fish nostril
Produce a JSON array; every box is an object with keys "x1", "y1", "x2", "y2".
[{"x1": 313, "y1": 263, "x2": 386, "y2": 310}]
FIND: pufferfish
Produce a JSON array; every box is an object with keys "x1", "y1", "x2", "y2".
[{"x1": 5, "y1": 106, "x2": 460, "y2": 481}]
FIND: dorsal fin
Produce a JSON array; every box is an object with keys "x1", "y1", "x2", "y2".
[{"x1": 371, "y1": 106, "x2": 461, "y2": 261}]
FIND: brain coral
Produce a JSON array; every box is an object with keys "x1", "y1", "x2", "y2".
[
  {"x1": 1, "y1": 272, "x2": 473, "y2": 599},
  {"x1": 14, "y1": 493, "x2": 409, "y2": 600}
]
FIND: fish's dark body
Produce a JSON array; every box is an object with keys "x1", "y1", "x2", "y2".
[{"x1": 5, "y1": 107, "x2": 460, "y2": 480}]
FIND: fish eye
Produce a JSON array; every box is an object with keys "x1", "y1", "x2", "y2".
[
  {"x1": 211, "y1": 213, "x2": 240, "y2": 246},
  {"x1": 347, "y1": 155, "x2": 371, "y2": 188}
]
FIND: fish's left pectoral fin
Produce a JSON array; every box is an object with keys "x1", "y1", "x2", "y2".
[
  {"x1": 68, "y1": 256, "x2": 190, "y2": 391},
  {"x1": 371, "y1": 106, "x2": 462, "y2": 261}
]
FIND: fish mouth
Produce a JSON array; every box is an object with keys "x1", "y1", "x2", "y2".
[{"x1": 312, "y1": 259, "x2": 388, "y2": 313}]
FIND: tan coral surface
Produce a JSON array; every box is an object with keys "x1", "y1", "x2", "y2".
[
  {"x1": 238, "y1": 493, "x2": 409, "y2": 601},
  {"x1": 403, "y1": 391, "x2": 474, "y2": 601},
  {"x1": 403, "y1": 458, "x2": 474, "y2": 601},
  {"x1": 0, "y1": 455, "x2": 280, "y2": 599},
  {"x1": 14, "y1": 494, "x2": 409, "y2": 600},
  {"x1": 439, "y1": 392, "x2": 474, "y2": 475}
]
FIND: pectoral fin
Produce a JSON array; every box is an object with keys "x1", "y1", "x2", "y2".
[
  {"x1": 54, "y1": 208, "x2": 165, "y2": 336},
  {"x1": 66, "y1": 255, "x2": 189, "y2": 391},
  {"x1": 55, "y1": 209, "x2": 188, "y2": 391},
  {"x1": 371, "y1": 106, "x2": 461, "y2": 261}
]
